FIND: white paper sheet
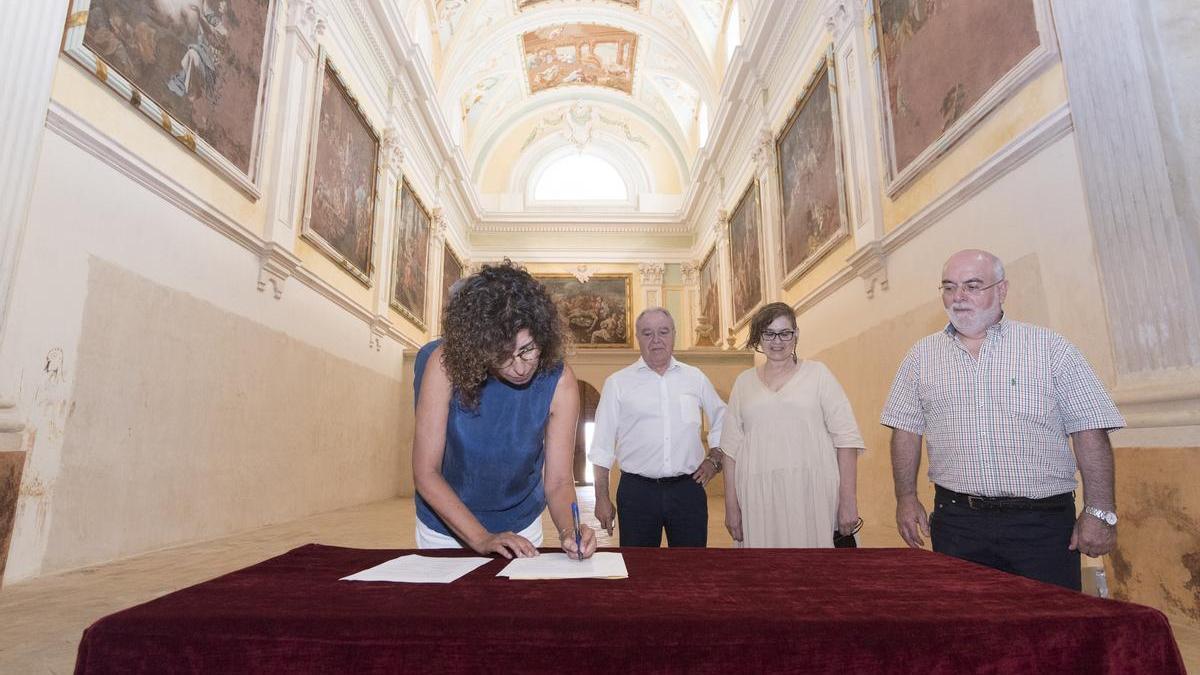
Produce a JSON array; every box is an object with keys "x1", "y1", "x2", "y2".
[
  {"x1": 340, "y1": 554, "x2": 492, "y2": 583},
  {"x1": 497, "y1": 552, "x2": 627, "y2": 580}
]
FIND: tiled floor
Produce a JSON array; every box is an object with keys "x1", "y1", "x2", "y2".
[{"x1": 1, "y1": 489, "x2": 1195, "y2": 673}]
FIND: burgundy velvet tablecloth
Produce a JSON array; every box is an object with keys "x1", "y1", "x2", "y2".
[{"x1": 75, "y1": 544, "x2": 1184, "y2": 674}]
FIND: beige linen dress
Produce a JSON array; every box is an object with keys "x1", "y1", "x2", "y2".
[{"x1": 720, "y1": 360, "x2": 864, "y2": 548}]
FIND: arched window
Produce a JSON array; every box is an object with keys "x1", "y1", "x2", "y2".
[
  {"x1": 532, "y1": 153, "x2": 628, "y2": 201},
  {"x1": 723, "y1": 1, "x2": 742, "y2": 66}
]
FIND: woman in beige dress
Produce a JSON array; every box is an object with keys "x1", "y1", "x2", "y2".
[{"x1": 721, "y1": 302, "x2": 865, "y2": 547}]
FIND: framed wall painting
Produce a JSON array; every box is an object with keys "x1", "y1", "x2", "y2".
[
  {"x1": 729, "y1": 180, "x2": 764, "y2": 330},
  {"x1": 441, "y1": 243, "x2": 464, "y2": 311},
  {"x1": 300, "y1": 50, "x2": 380, "y2": 287},
  {"x1": 697, "y1": 246, "x2": 721, "y2": 347},
  {"x1": 390, "y1": 177, "x2": 432, "y2": 327},
  {"x1": 871, "y1": 0, "x2": 1056, "y2": 194},
  {"x1": 535, "y1": 274, "x2": 632, "y2": 348},
  {"x1": 62, "y1": 0, "x2": 279, "y2": 196},
  {"x1": 776, "y1": 51, "x2": 850, "y2": 287}
]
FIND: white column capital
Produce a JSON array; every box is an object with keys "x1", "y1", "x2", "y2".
[
  {"x1": 713, "y1": 211, "x2": 730, "y2": 247},
  {"x1": 381, "y1": 128, "x2": 406, "y2": 177},
  {"x1": 286, "y1": 0, "x2": 327, "y2": 52},
  {"x1": 751, "y1": 127, "x2": 774, "y2": 174},
  {"x1": 638, "y1": 262, "x2": 665, "y2": 286},
  {"x1": 823, "y1": 0, "x2": 864, "y2": 43},
  {"x1": 430, "y1": 208, "x2": 447, "y2": 241}
]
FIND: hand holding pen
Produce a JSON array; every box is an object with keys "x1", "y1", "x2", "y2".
[{"x1": 563, "y1": 502, "x2": 597, "y2": 560}]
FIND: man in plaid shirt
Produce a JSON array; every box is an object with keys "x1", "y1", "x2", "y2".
[{"x1": 881, "y1": 249, "x2": 1125, "y2": 590}]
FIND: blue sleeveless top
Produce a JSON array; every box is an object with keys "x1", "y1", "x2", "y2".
[{"x1": 413, "y1": 340, "x2": 563, "y2": 537}]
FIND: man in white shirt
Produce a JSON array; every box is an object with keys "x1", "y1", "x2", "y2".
[{"x1": 589, "y1": 308, "x2": 727, "y2": 547}]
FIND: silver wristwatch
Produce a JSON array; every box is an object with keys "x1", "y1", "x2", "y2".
[{"x1": 1084, "y1": 506, "x2": 1118, "y2": 526}]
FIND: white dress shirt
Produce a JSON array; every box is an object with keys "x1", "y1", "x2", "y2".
[{"x1": 588, "y1": 357, "x2": 727, "y2": 478}]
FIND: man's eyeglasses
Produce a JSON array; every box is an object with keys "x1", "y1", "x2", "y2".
[
  {"x1": 761, "y1": 329, "x2": 796, "y2": 342},
  {"x1": 938, "y1": 279, "x2": 1003, "y2": 297},
  {"x1": 495, "y1": 343, "x2": 540, "y2": 369}
]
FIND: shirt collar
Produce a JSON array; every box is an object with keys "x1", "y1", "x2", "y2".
[{"x1": 635, "y1": 356, "x2": 679, "y2": 373}]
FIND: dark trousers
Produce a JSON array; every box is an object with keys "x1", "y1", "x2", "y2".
[
  {"x1": 616, "y1": 473, "x2": 707, "y2": 547},
  {"x1": 931, "y1": 485, "x2": 1081, "y2": 590}
]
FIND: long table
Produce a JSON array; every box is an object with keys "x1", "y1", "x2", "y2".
[{"x1": 75, "y1": 544, "x2": 1184, "y2": 673}]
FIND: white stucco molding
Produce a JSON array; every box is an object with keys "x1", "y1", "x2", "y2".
[
  {"x1": 257, "y1": 243, "x2": 303, "y2": 300},
  {"x1": 845, "y1": 240, "x2": 887, "y2": 299},
  {"x1": 789, "y1": 103, "x2": 1073, "y2": 316},
  {"x1": 1112, "y1": 374, "x2": 1200, "y2": 429},
  {"x1": 44, "y1": 102, "x2": 420, "y2": 350}
]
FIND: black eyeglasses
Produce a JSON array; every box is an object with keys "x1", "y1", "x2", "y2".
[
  {"x1": 761, "y1": 329, "x2": 796, "y2": 342},
  {"x1": 494, "y1": 343, "x2": 540, "y2": 369}
]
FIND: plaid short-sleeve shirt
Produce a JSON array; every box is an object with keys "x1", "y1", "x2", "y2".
[{"x1": 880, "y1": 318, "x2": 1125, "y2": 498}]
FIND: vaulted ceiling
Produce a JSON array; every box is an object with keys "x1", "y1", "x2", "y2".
[{"x1": 398, "y1": 0, "x2": 736, "y2": 221}]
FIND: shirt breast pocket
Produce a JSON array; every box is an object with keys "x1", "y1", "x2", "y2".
[
  {"x1": 679, "y1": 393, "x2": 701, "y2": 425},
  {"x1": 1001, "y1": 366, "x2": 1050, "y2": 425}
]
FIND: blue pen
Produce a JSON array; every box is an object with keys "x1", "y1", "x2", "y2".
[{"x1": 571, "y1": 502, "x2": 583, "y2": 561}]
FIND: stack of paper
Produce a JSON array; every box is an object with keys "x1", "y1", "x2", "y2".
[
  {"x1": 340, "y1": 555, "x2": 492, "y2": 583},
  {"x1": 497, "y1": 552, "x2": 627, "y2": 580}
]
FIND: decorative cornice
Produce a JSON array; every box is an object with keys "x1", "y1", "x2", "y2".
[
  {"x1": 344, "y1": 0, "x2": 397, "y2": 84},
  {"x1": 45, "y1": 101, "x2": 420, "y2": 350},
  {"x1": 846, "y1": 240, "x2": 887, "y2": 298},
  {"x1": 882, "y1": 104, "x2": 1073, "y2": 254},
  {"x1": 257, "y1": 242, "x2": 302, "y2": 299},
  {"x1": 791, "y1": 104, "x2": 1073, "y2": 316}
]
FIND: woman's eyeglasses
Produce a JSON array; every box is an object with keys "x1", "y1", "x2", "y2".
[
  {"x1": 761, "y1": 329, "x2": 796, "y2": 342},
  {"x1": 495, "y1": 343, "x2": 540, "y2": 369}
]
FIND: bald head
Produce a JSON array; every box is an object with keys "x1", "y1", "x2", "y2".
[
  {"x1": 943, "y1": 249, "x2": 1004, "y2": 283},
  {"x1": 941, "y1": 249, "x2": 1007, "y2": 338}
]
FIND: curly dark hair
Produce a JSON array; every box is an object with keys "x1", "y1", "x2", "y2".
[
  {"x1": 440, "y1": 260, "x2": 565, "y2": 409},
  {"x1": 746, "y1": 302, "x2": 797, "y2": 351}
]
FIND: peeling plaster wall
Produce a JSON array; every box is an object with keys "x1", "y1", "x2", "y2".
[
  {"x1": 1, "y1": 130, "x2": 410, "y2": 583},
  {"x1": 1111, "y1": 447, "x2": 1200, "y2": 625}
]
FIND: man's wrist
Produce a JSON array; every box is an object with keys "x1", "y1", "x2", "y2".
[{"x1": 706, "y1": 448, "x2": 723, "y2": 471}]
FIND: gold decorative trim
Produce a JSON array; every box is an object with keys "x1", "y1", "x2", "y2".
[{"x1": 67, "y1": 10, "x2": 89, "y2": 27}]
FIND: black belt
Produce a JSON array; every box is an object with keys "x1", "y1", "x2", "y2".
[
  {"x1": 625, "y1": 472, "x2": 691, "y2": 484},
  {"x1": 935, "y1": 485, "x2": 1074, "y2": 511}
]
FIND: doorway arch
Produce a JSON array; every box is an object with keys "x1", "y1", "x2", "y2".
[{"x1": 574, "y1": 379, "x2": 601, "y2": 485}]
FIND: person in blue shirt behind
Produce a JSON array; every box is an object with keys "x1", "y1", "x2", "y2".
[{"x1": 412, "y1": 260, "x2": 597, "y2": 560}]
